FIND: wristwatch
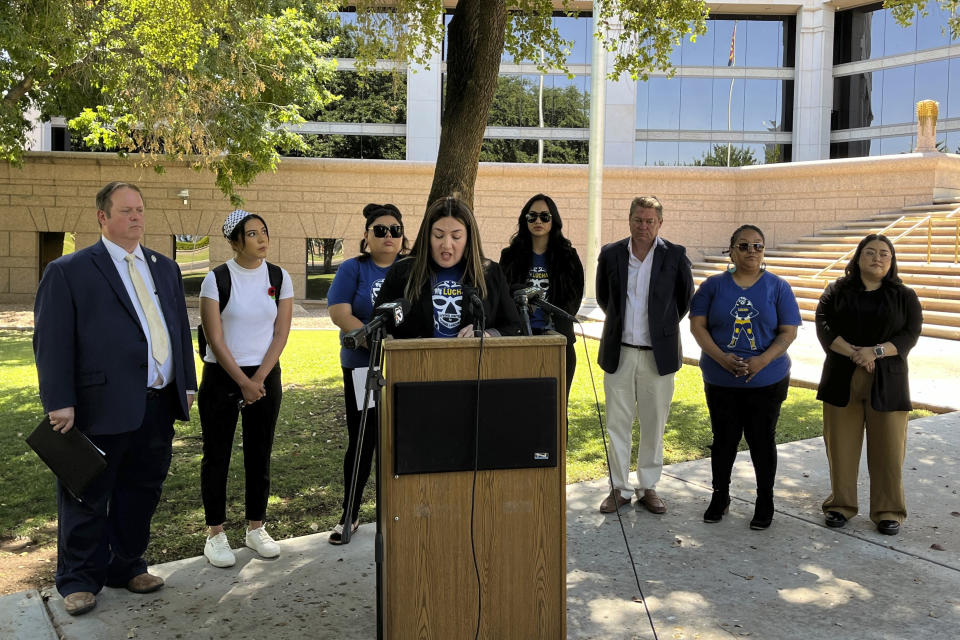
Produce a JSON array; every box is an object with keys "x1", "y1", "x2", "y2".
[{"x1": 873, "y1": 344, "x2": 885, "y2": 358}]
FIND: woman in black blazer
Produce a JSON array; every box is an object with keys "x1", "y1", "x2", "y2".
[
  {"x1": 815, "y1": 234, "x2": 922, "y2": 536},
  {"x1": 376, "y1": 196, "x2": 520, "y2": 338},
  {"x1": 499, "y1": 194, "x2": 583, "y2": 398}
]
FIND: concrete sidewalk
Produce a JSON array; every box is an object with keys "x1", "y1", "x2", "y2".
[{"x1": 3, "y1": 411, "x2": 957, "y2": 639}]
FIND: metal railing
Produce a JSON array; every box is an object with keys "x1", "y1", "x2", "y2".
[{"x1": 812, "y1": 204, "x2": 960, "y2": 280}]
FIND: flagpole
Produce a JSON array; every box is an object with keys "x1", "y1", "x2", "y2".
[{"x1": 727, "y1": 21, "x2": 737, "y2": 167}]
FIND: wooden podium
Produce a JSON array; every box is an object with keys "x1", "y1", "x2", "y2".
[{"x1": 378, "y1": 335, "x2": 567, "y2": 639}]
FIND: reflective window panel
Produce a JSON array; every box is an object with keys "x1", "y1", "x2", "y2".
[{"x1": 834, "y1": 3, "x2": 956, "y2": 63}]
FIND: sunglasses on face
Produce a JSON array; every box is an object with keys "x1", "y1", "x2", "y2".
[
  {"x1": 735, "y1": 242, "x2": 764, "y2": 252},
  {"x1": 525, "y1": 211, "x2": 552, "y2": 224},
  {"x1": 371, "y1": 224, "x2": 403, "y2": 238}
]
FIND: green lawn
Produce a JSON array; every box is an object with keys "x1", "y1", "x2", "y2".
[
  {"x1": 306, "y1": 271, "x2": 336, "y2": 299},
  {"x1": 0, "y1": 329, "x2": 929, "y2": 566}
]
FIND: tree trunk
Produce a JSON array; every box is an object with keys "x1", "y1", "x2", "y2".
[
  {"x1": 322, "y1": 238, "x2": 336, "y2": 273},
  {"x1": 427, "y1": 0, "x2": 507, "y2": 210}
]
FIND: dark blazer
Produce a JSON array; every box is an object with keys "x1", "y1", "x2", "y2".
[
  {"x1": 376, "y1": 256, "x2": 521, "y2": 338},
  {"x1": 33, "y1": 239, "x2": 197, "y2": 435},
  {"x1": 498, "y1": 244, "x2": 584, "y2": 343},
  {"x1": 815, "y1": 279, "x2": 922, "y2": 411},
  {"x1": 596, "y1": 237, "x2": 694, "y2": 375}
]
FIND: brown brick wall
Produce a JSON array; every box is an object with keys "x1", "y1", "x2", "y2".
[{"x1": 1, "y1": 151, "x2": 959, "y2": 302}]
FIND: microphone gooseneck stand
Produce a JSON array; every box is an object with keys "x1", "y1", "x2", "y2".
[{"x1": 338, "y1": 323, "x2": 387, "y2": 638}]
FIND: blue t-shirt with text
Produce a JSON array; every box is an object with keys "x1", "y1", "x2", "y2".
[
  {"x1": 328, "y1": 256, "x2": 393, "y2": 368},
  {"x1": 689, "y1": 271, "x2": 801, "y2": 387}
]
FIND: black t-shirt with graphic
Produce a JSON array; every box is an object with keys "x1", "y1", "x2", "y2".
[{"x1": 432, "y1": 264, "x2": 466, "y2": 337}]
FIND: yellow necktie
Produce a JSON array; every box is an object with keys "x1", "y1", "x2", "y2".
[{"x1": 124, "y1": 253, "x2": 170, "y2": 366}]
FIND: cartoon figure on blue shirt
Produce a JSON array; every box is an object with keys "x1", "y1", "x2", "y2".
[{"x1": 728, "y1": 296, "x2": 759, "y2": 350}]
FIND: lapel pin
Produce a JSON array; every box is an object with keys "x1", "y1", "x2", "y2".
[{"x1": 151, "y1": 255, "x2": 157, "y2": 263}]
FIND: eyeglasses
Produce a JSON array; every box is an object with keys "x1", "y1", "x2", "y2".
[
  {"x1": 371, "y1": 224, "x2": 403, "y2": 238},
  {"x1": 525, "y1": 211, "x2": 552, "y2": 224},
  {"x1": 862, "y1": 248, "x2": 891, "y2": 260},
  {"x1": 734, "y1": 242, "x2": 764, "y2": 252}
]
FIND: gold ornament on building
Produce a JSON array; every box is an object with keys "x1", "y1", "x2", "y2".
[
  {"x1": 916, "y1": 100, "x2": 939, "y2": 119},
  {"x1": 915, "y1": 99, "x2": 939, "y2": 153}
]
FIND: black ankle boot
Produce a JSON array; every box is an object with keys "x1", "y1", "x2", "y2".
[
  {"x1": 703, "y1": 491, "x2": 730, "y2": 523},
  {"x1": 750, "y1": 492, "x2": 774, "y2": 530}
]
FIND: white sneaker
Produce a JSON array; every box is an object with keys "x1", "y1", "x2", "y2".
[
  {"x1": 245, "y1": 526, "x2": 280, "y2": 558},
  {"x1": 203, "y1": 532, "x2": 236, "y2": 568}
]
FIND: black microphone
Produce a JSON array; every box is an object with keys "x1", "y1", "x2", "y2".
[
  {"x1": 462, "y1": 285, "x2": 485, "y2": 336},
  {"x1": 343, "y1": 298, "x2": 410, "y2": 350},
  {"x1": 512, "y1": 286, "x2": 577, "y2": 323}
]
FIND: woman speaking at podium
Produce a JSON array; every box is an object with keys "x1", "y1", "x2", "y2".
[
  {"x1": 376, "y1": 196, "x2": 520, "y2": 338},
  {"x1": 499, "y1": 194, "x2": 583, "y2": 398},
  {"x1": 327, "y1": 203, "x2": 409, "y2": 544}
]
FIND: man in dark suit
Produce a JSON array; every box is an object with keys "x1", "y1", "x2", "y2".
[
  {"x1": 33, "y1": 182, "x2": 197, "y2": 616},
  {"x1": 596, "y1": 196, "x2": 694, "y2": 515}
]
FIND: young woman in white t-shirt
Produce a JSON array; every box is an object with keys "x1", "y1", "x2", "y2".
[{"x1": 197, "y1": 210, "x2": 293, "y2": 567}]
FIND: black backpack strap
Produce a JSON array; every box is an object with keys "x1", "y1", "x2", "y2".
[
  {"x1": 213, "y1": 263, "x2": 232, "y2": 312},
  {"x1": 266, "y1": 262, "x2": 283, "y2": 306}
]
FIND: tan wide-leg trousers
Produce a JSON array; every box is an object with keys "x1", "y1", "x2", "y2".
[{"x1": 822, "y1": 367, "x2": 908, "y2": 524}]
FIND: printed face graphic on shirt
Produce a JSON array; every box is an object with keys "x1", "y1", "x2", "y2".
[
  {"x1": 527, "y1": 266, "x2": 550, "y2": 296},
  {"x1": 728, "y1": 296, "x2": 759, "y2": 350},
  {"x1": 370, "y1": 278, "x2": 385, "y2": 306},
  {"x1": 432, "y1": 280, "x2": 463, "y2": 335}
]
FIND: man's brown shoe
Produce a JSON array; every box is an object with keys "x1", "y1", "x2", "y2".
[
  {"x1": 637, "y1": 489, "x2": 666, "y2": 514},
  {"x1": 599, "y1": 490, "x2": 631, "y2": 513},
  {"x1": 63, "y1": 591, "x2": 96, "y2": 616},
  {"x1": 126, "y1": 572, "x2": 164, "y2": 594}
]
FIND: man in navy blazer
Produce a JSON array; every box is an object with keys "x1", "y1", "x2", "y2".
[
  {"x1": 33, "y1": 182, "x2": 197, "y2": 616},
  {"x1": 596, "y1": 196, "x2": 693, "y2": 515}
]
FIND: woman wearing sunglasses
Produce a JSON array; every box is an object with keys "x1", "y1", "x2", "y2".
[
  {"x1": 499, "y1": 194, "x2": 584, "y2": 399},
  {"x1": 816, "y1": 234, "x2": 922, "y2": 536},
  {"x1": 689, "y1": 224, "x2": 801, "y2": 530},
  {"x1": 326, "y1": 203, "x2": 409, "y2": 544},
  {"x1": 376, "y1": 196, "x2": 520, "y2": 338}
]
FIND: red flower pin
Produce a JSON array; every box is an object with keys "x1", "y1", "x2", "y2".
[{"x1": 267, "y1": 286, "x2": 277, "y2": 299}]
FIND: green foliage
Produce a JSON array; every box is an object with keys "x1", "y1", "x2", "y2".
[
  {"x1": 888, "y1": 0, "x2": 960, "y2": 38},
  {"x1": 175, "y1": 236, "x2": 210, "y2": 251},
  {"x1": 1, "y1": 0, "x2": 340, "y2": 205},
  {"x1": 595, "y1": 0, "x2": 710, "y2": 81},
  {"x1": 478, "y1": 74, "x2": 589, "y2": 164},
  {"x1": 693, "y1": 144, "x2": 758, "y2": 167}
]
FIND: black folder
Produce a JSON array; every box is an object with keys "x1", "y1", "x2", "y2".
[{"x1": 26, "y1": 417, "x2": 107, "y2": 500}]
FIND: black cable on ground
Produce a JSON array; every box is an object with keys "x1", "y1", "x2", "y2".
[{"x1": 576, "y1": 321, "x2": 659, "y2": 640}]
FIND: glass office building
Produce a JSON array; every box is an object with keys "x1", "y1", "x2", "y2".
[{"x1": 29, "y1": 2, "x2": 959, "y2": 166}]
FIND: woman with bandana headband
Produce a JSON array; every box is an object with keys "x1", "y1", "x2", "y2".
[
  {"x1": 326, "y1": 204, "x2": 409, "y2": 544},
  {"x1": 375, "y1": 196, "x2": 520, "y2": 339},
  {"x1": 499, "y1": 194, "x2": 584, "y2": 403},
  {"x1": 198, "y1": 210, "x2": 294, "y2": 567}
]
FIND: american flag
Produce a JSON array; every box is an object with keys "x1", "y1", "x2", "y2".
[{"x1": 728, "y1": 22, "x2": 737, "y2": 67}]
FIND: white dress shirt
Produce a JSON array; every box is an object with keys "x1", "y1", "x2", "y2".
[
  {"x1": 622, "y1": 236, "x2": 665, "y2": 347},
  {"x1": 101, "y1": 235, "x2": 173, "y2": 388}
]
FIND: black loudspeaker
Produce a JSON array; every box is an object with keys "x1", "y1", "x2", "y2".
[{"x1": 393, "y1": 377, "x2": 557, "y2": 475}]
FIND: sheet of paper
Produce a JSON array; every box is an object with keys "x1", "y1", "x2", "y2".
[{"x1": 352, "y1": 367, "x2": 376, "y2": 411}]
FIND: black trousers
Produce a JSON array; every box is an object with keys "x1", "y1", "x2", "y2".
[
  {"x1": 703, "y1": 376, "x2": 790, "y2": 494},
  {"x1": 56, "y1": 386, "x2": 176, "y2": 596},
  {"x1": 340, "y1": 367, "x2": 378, "y2": 524},
  {"x1": 199, "y1": 362, "x2": 282, "y2": 525}
]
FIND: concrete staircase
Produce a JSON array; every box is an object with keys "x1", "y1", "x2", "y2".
[{"x1": 691, "y1": 202, "x2": 960, "y2": 340}]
